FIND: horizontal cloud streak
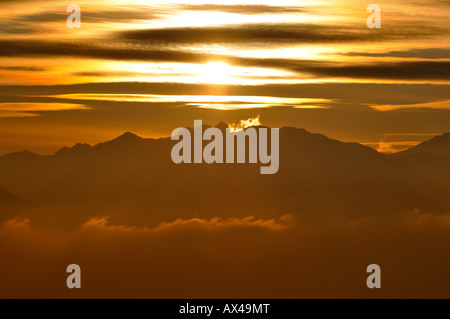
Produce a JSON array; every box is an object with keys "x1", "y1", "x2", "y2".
[
  {"x1": 83, "y1": 215, "x2": 295, "y2": 233},
  {"x1": 179, "y1": 4, "x2": 306, "y2": 14},
  {"x1": 17, "y1": 9, "x2": 158, "y2": 23},
  {"x1": 119, "y1": 23, "x2": 446, "y2": 44},
  {"x1": 1, "y1": 40, "x2": 450, "y2": 80},
  {"x1": 343, "y1": 48, "x2": 450, "y2": 59},
  {"x1": 1, "y1": 82, "x2": 448, "y2": 107}
]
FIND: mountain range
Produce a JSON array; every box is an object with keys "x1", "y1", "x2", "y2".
[{"x1": 0, "y1": 123, "x2": 449, "y2": 228}]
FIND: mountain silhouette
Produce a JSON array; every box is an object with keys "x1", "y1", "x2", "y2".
[
  {"x1": 391, "y1": 132, "x2": 450, "y2": 189},
  {"x1": 395, "y1": 132, "x2": 450, "y2": 160},
  {"x1": 0, "y1": 125, "x2": 449, "y2": 228},
  {"x1": 215, "y1": 121, "x2": 229, "y2": 130}
]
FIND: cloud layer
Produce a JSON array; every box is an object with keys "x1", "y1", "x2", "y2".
[{"x1": 1, "y1": 211, "x2": 449, "y2": 298}]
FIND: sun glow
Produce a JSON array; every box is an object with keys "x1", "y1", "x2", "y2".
[{"x1": 201, "y1": 61, "x2": 232, "y2": 84}]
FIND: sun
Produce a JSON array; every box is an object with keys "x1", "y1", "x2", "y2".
[{"x1": 202, "y1": 61, "x2": 232, "y2": 84}]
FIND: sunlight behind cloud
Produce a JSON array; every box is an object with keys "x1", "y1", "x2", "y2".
[
  {"x1": 42, "y1": 93, "x2": 332, "y2": 110},
  {"x1": 0, "y1": 102, "x2": 88, "y2": 114},
  {"x1": 370, "y1": 99, "x2": 450, "y2": 111},
  {"x1": 228, "y1": 115, "x2": 262, "y2": 132},
  {"x1": 202, "y1": 61, "x2": 232, "y2": 84}
]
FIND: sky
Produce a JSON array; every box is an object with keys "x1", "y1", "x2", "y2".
[{"x1": 0, "y1": 0, "x2": 449, "y2": 155}]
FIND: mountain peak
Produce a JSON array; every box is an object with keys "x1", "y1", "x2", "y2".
[
  {"x1": 215, "y1": 121, "x2": 228, "y2": 130},
  {"x1": 114, "y1": 132, "x2": 142, "y2": 141},
  {"x1": 92, "y1": 132, "x2": 145, "y2": 151},
  {"x1": 437, "y1": 132, "x2": 450, "y2": 139},
  {"x1": 396, "y1": 132, "x2": 450, "y2": 160},
  {"x1": 0, "y1": 150, "x2": 41, "y2": 161},
  {"x1": 55, "y1": 143, "x2": 92, "y2": 157}
]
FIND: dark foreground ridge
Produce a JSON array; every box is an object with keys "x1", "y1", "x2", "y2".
[{"x1": 0, "y1": 125, "x2": 449, "y2": 228}]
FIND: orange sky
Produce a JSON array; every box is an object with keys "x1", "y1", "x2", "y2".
[{"x1": 0, "y1": 0, "x2": 449, "y2": 154}]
